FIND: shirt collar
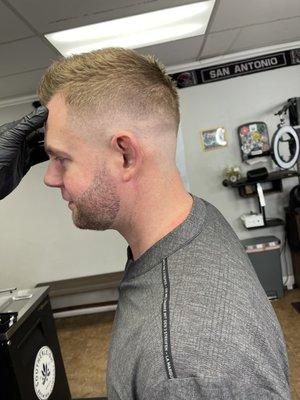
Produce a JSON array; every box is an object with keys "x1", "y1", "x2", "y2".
[{"x1": 122, "y1": 194, "x2": 207, "y2": 281}]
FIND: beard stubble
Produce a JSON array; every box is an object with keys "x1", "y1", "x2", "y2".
[{"x1": 71, "y1": 165, "x2": 120, "y2": 231}]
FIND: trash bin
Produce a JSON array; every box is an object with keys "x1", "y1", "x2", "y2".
[
  {"x1": 0, "y1": 286, "x2": 71, "y2": 400},
  {"x1": 241, "y1": 236, "x2": 284, "y2": 299}
]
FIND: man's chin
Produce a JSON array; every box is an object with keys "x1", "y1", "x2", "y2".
[
  {"x1": 71, "y1": 211, "x2": 91, "y2": 230},
  {"x1": 71, "y1": 210, "x2": 109, "y2": 231}
]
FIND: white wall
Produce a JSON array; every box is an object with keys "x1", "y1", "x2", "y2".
[
  {"x1": 0, "y1": 65, "x2": 299, "y2": 289},
  {"x1": 179, "y1": 64, "x2": 300, "y2": 284}
]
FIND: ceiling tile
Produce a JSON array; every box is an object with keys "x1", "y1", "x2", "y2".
[
  {"x1": 137, "y1": 36, "x2": 204, "y2": 67},
  {"x1": 210, "y1": 0, "x2": 300, "y2": 32},
  {"x1": 1, "y1": 0, "x2": 299, "y2": 103},
  {"x1": 7, "y1": 0, "x2": 202, "y2": 34},
  {"x1": 0, "y1": 69, "x2": 45, "y2": 101},
  {"x1": 0, "y1": 37, "x2": 58, "y2": 77},
  {"x1": 230, "y1": 17, "x2": 300, "y2": 52},
  {"x1": 0, "y1": 1, "x2": 33, "y2": 43},
  {"x1": 200, "y1": 29, "x2": 239, "y2": 58}
]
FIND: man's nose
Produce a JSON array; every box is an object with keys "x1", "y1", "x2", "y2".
[{"x1": 44, "y1": 162, "x2": 63, "y2": 188}]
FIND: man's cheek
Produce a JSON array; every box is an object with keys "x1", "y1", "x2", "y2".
[{"x1": 70, "y1": 184, "x2": 88, "y2": 201}]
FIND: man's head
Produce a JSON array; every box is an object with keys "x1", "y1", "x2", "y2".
[
  {"x1": 37, "y1": 47, "x2": 180, "y2": 231},
  {"x1": 38, "y1": 47, "x2": 179, "y2": 133}
]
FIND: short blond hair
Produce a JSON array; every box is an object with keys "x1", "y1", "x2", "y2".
[{"x1": 37, "y1": 48, "x2": 180, "y2": 133}]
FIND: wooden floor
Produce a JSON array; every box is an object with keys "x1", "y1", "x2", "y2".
[
  {"x1": 55, "y1": 289, "x2": 300, "y2": 399},
  {"x1": 272, "y1": 289, "x2": 300, "y2": 400}
]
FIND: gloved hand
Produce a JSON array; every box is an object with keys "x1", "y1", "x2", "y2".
[{"x1": 0, "y1": 106, "x2": 48, "y2": 199}]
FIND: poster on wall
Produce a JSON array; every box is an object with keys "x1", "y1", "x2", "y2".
[
  {"x1": 237, "y1": 121, "x2": 270, "y2": 162},
  {"x1": 200, "y1": 127, "x2": 228, "y2": 151}
]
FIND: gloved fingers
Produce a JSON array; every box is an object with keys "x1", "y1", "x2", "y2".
[
  {"x1": 26, "y1": 127, "x2": 45, "y2": 146},
  {"x1": 28, "y1": 144, "x2": 49, "y2": 166},
  {"x1": 4, "y1": 106, "x2": 48, "y2": 144},
  {"x1": 0, "y1": 166, "x2": 15, "y2": 200},
  {"x1": 0, "y1": 106, "x2": 48, "y2": 200},
  {"x1": 0, "y1": 119, "x2": 21, "y2": 136},
  {"x1": 26, "y1": 127, "x2": 47, "y2": 167},
  {"x1": 16, "y1": 105, "x2": 48, "y2": 135}
]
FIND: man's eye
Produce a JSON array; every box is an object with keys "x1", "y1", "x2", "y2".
[{"x1": 55, "y1": 157, "x2": 68, "y2": 165}]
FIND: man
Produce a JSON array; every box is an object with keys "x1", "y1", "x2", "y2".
[{"x1": 0, "y1": 48, "x2": 290, "y2": 399}]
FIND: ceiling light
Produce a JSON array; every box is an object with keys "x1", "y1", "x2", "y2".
[{"x1": 45, "y1": 1, "x2": 215, "y2": 57}]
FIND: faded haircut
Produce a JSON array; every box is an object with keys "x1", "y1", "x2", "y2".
[{"x1": 37, "y1": 47, "x2": 180, "y2": 134}]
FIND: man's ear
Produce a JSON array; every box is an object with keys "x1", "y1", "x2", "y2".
[{"x1": 110, "y1": 132, "x2": 142, "y2": 181}]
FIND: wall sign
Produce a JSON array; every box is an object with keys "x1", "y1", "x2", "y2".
[
  {"x1": 33, "y1": 346, "x2": 56, "y2": 400},
  {"x1": 171, "y1": 48, "x2": 300, "y2": 88},
  {"x1": 200, "y1": 127, "x2": 227, "y2": 151},
  {"x1": 238, "y1": 121, "x2": 270, "y2": 162}
]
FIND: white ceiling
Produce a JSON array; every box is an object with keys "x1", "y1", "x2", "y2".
[{"x1": 0, "y1": 0, "x2": 300, "y2": 102}]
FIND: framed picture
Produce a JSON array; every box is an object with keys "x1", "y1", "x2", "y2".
[{"x1": 200, "y1": 127, "x2": 228, "y2": 151}]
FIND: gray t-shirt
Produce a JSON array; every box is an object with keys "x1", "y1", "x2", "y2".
[{"x1": 107, "y1": 195, "x2": 290, "y2": 399}]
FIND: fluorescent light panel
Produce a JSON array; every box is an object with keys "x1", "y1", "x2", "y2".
[{"x1": 45, "y1": 1, "x2": 215, "y2": 56}]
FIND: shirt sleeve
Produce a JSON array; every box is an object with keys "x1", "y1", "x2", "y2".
[{"x1": 143, "y1": 376, "x2": 289, "y2": 400}]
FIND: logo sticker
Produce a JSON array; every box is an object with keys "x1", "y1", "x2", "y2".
[{"x1": 33, "y1": 346, "x2": 56, "y2": 400}]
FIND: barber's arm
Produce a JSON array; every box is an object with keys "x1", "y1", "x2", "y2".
[{"x1": 0, "y1": 106, "x2": 48, "y2": 200}]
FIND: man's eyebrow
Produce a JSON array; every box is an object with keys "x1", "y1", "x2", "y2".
[{"x1": 44, "y1": 145, "x2": 71, "y2": 157}]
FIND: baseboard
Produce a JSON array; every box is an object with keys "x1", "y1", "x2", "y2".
[{"x1": 53, "y1": 303, "x2": 117, "y2": 319}]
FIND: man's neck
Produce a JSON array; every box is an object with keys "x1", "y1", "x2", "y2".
[{"x1": 118, "y1": 174, "x2": 194, "y2": 261}]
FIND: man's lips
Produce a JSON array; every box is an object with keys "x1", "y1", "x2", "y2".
[
  {"x1": 62, "y1": 195, "x2": 71, "y2": 201},
  {"x1": 61, "y1": 193, "x2": 75, "y2": 209},
  {"x1": 68, "y1": 200, "x2": 75, "y2": 209}
]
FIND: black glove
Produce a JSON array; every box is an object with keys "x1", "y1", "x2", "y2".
[{"x1": 0, "y1": 106, "x2": 49, "y2": 200}]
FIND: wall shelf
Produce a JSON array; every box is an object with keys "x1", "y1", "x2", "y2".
[
  {"x1": 223, "y1": 169, "x2": 300, "y2": 230},
  {"x1": 246, "y1": 218, "x2": 284, "y2": 230},
  {"x1": 223, "y1": 170, "x2": 300, "y2": 198}
]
